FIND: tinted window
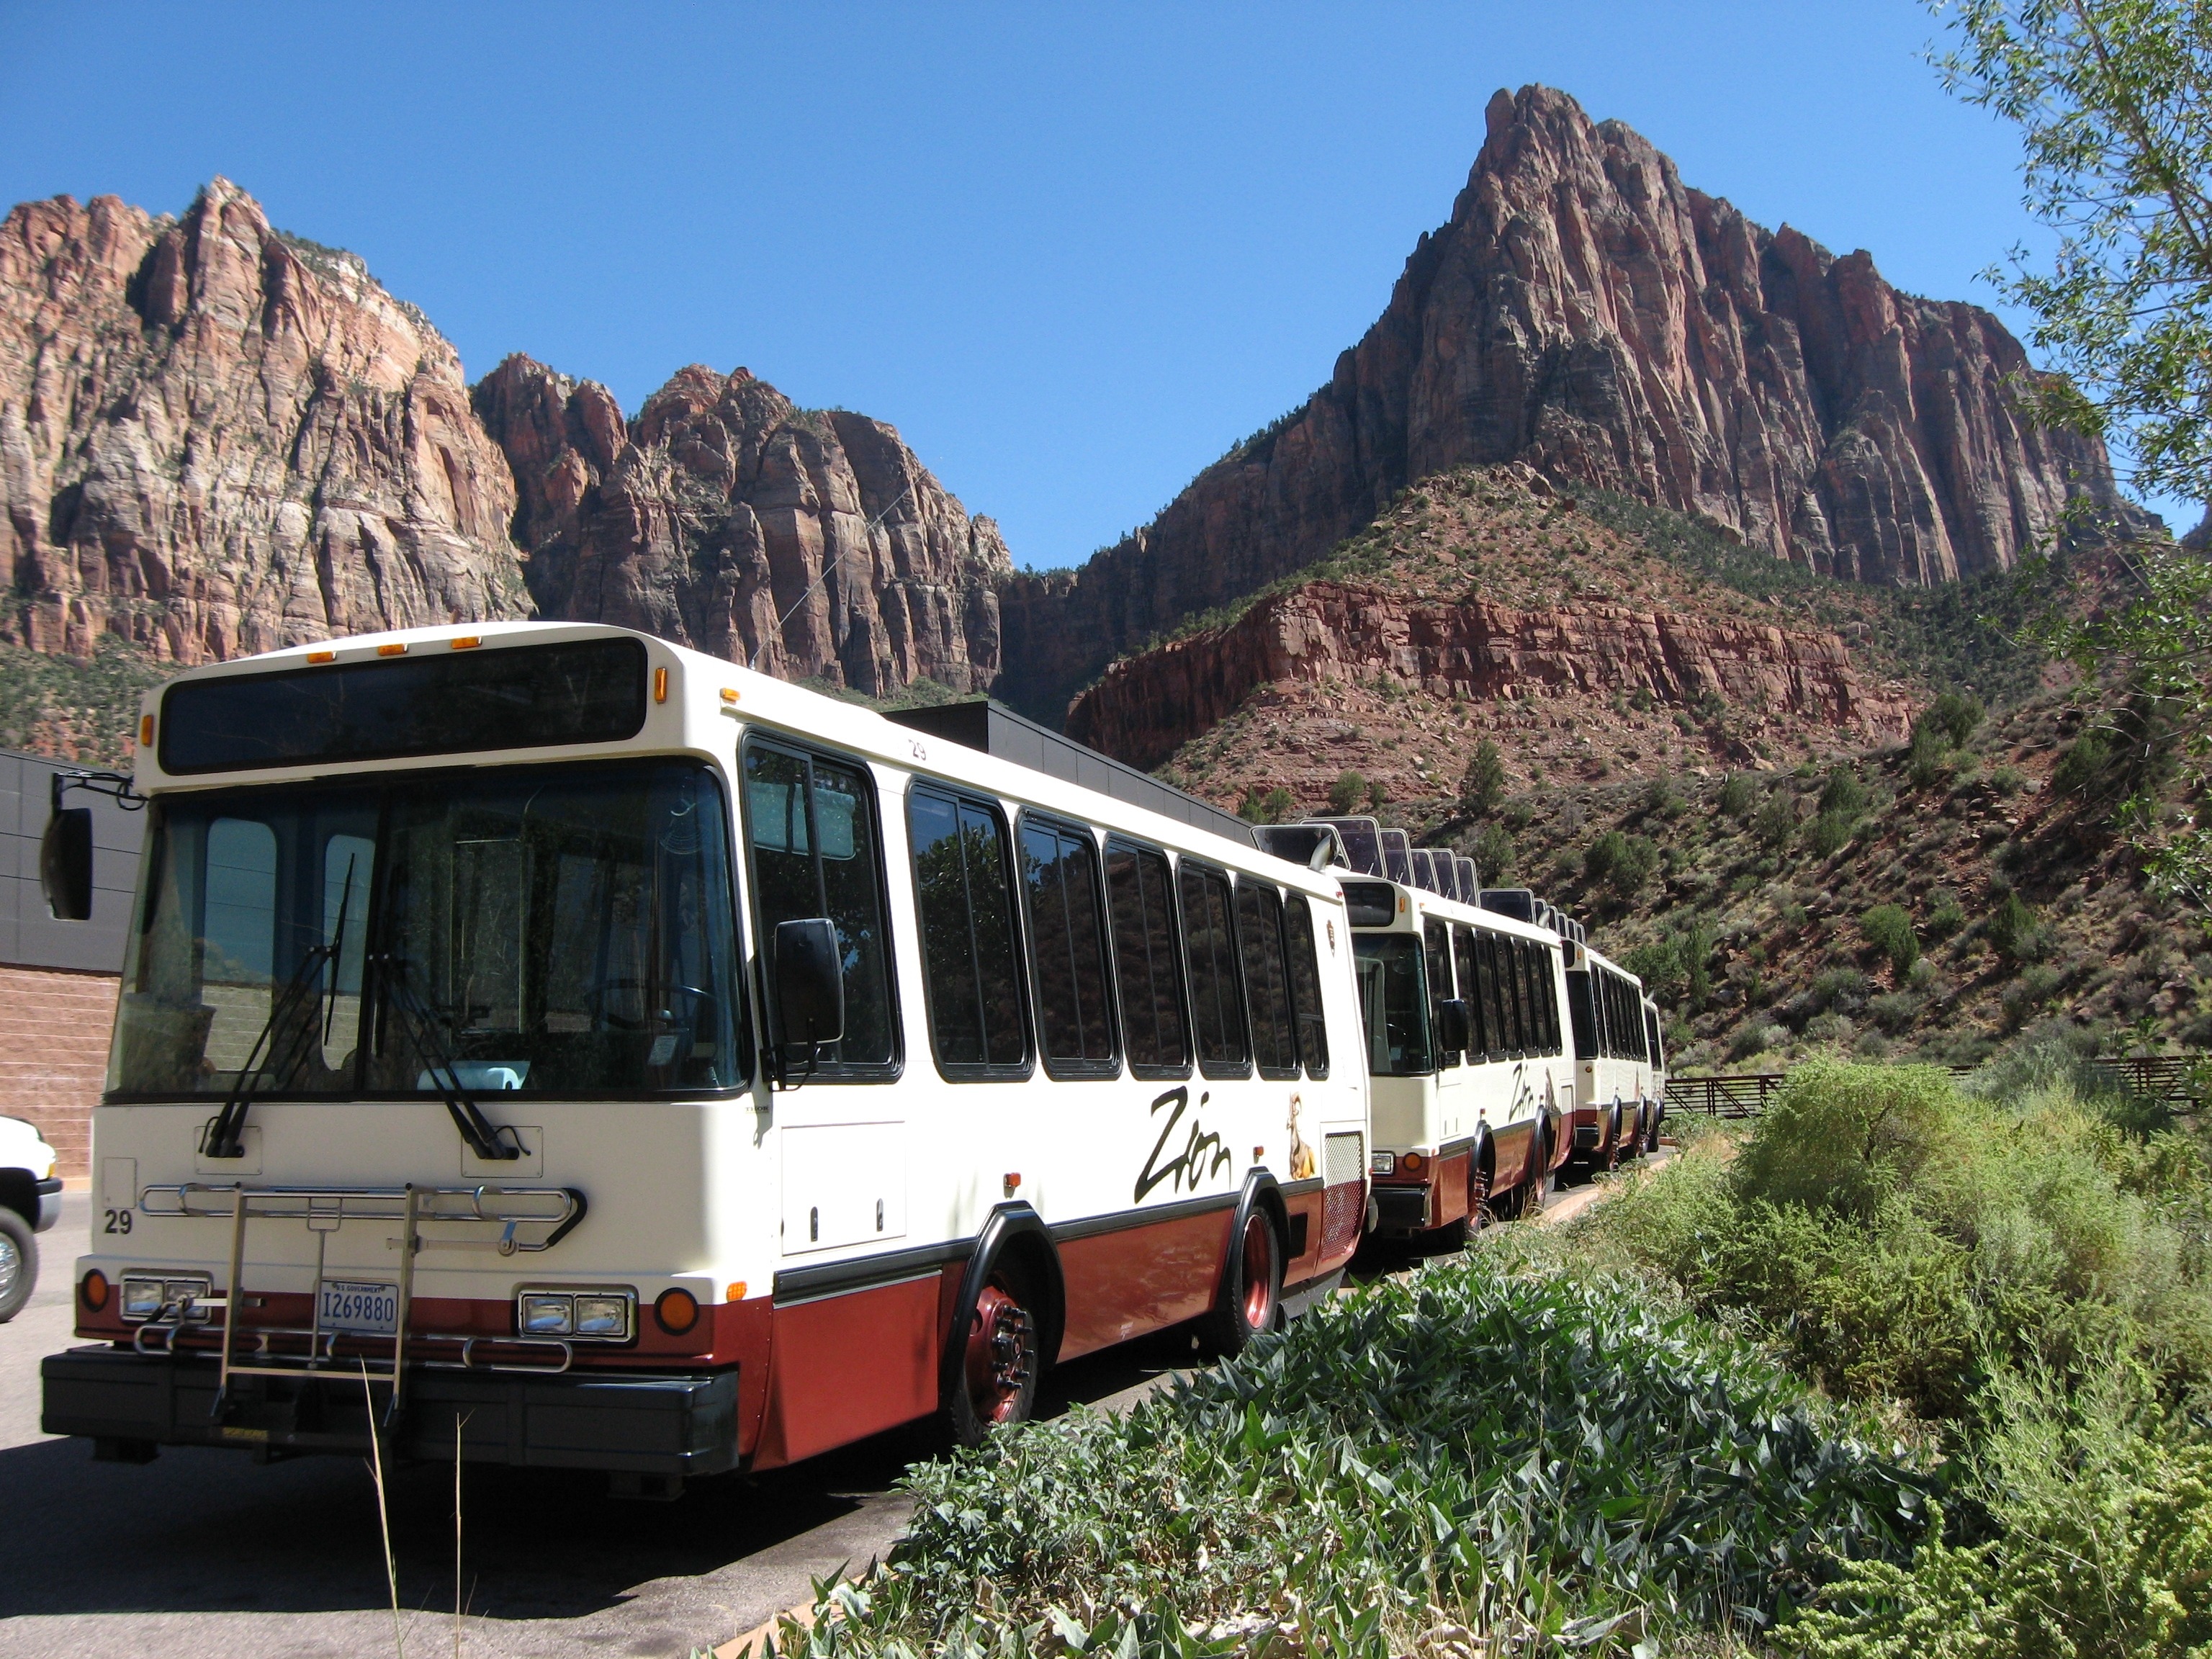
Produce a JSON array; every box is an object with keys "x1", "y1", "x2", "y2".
[
  {"x1": 1282, "y1": 896, "x2": 1331, "y2": 1079},
  {"x1": 1566, "y1": 970, "x2": 1596, "y2": 1061},
  {"x1": 1020, "y1": 817, "x2": 1116, "y2": 1076},
  {"x1": 1424, "y1": 918, "x2": 1460, "y2": 1067},
  {"x1": 744, "y1": 742, "x2": 896, "y2": 1069},
  {"x1": 910, "y1": 786, "x2": 1028, "y2": 1076},
  {"x1": 1453, "y1": 925, "x2": 1486, "y2": 1058},
  {"x1": 1511, "y1": 939, "x2": 1539, "y2": 1057},
  {"x1": 1534, "y1": 947, "x2": 1560, "y2": 1053},
  {"x1": 1179, "y1": 863, "x2": 1249, "y2": 1075},
  {"x1": 1341, "y1": 881, "x2": 1396, "y2": 928},
  {"x1": 1480, "y1": 931, "x2": 1514, "y2": 1058},
  {"x1": 1237, "y1": 883, "x2": 1298, "y2": 1079},
  {"x1": 1352, "y1": 934, "x2": 1430, "y2": 1075},
  {"x1": 161, "y1": 637, "x2": 648, "y2": 774},
  {"x1": 1106, "y1": 841, "x2": 1190, "y2": 1077}
]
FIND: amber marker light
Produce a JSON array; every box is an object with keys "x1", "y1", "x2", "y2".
[
  {"x1": 1003, "y1": 1171, "x2": 1022, "y2": 1196},
  {"x1": 81, "y1": 1269, "x2": 109, "y2": 1313},
  {"x1": 725, "y1": 1282, "x2": 747, "y2": 1303},
  {"x1": 377, "y1": 642, "x2": 407, "y2": 657},
  {"x1": 1401, "y1": 1151, "x2": 1424, "y2": 1173},
  {"x1": 449, "y1": 634, "x2": 480, "y2": 650},
  {"x1": 654, "y1": 1287, "x2": 700, "y2": 1335},
  {"x1": 719, "y1": 687, "x2": 740, "y2": 705},
  {"x1": 138, "y1": 714, "x2": 154, "y2": 747},
  {"x1": 653, "y1": 667, "x2": 669, "y2": 703},
  {"x1": 306, "y1": 649, "x2": 336, "y2": 664}
]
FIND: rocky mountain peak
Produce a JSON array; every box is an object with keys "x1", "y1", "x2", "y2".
[{"x1": 995, "y1": 83, "x2": 2123, "y2": 725}]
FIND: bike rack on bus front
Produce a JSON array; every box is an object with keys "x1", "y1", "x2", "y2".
[{"x1": 134, "y1": 1182, "x2": 588, "y2": 1421}]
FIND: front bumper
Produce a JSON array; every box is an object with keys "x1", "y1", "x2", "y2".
[
  {"x1": 41, "y1": 1346, "x2": 741, "y2": 1477},
  {"x1": 35, "y1": 1176, "x2": 61, "y2": 1233}
]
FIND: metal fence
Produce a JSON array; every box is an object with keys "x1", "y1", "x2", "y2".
[{"x1": 1667, "y1": 1054, "x2": 2208, "y2": 1118}]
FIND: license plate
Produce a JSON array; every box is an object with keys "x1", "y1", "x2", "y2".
[{"x1": 318, "y1": 1280, "x2": 399, "y2": 1336}]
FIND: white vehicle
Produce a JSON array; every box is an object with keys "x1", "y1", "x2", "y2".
[
  {"x1": 39, "y1": 622, "x2": 1369, "y2": 1486},
  {"x1": 0, "y1": 1115, "x2": 62, "y2": 1322},
  {"x1": 1301, "y1": 821, "x2": 1573, "y2": 1239},
  {"x1": 1563, "y1": 947, "x2": 1658, "y2": 1173}
]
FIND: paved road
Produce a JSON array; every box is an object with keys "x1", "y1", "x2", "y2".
[{"x1": 1, "y1": 1156, "x2": 1665, "y2": 1659}]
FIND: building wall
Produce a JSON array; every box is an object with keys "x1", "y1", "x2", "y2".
[
  {"x1": 1, "y1": 747, "x2": 142, "y2": 1179},
  {"x1": 0, "y1": 963, "x2": 117, "y2": 1177}
]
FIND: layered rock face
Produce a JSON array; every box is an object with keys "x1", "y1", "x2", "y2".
[
  {"x1": 474, "y1": 356, "x2": 1011, "y2": 694},
  {"x1": 1001, "y1": 84, "x2": 2118, "y2": 724},
  {"x1": 0, "y1": 178, "x2": 1010, "y2": 696},
  {"x1": 0, "y1": 180, "x2": 528, "y2": 663},
  {"x1": 1068, "y1": 580, "x2": 1912, "y2": 773}
]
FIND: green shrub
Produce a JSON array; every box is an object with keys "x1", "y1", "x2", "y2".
[
  {"x1": 1867, "y1": 991, "x2": 1923, "y2": 1035},
  {"x1": 811, "y1": 1243, "x2": 1925, "y2": 1656},
  {"x1": 1236, "y1": 784, "x2": 1294, "y2": 822},
  {"x1": 1717, "y1": 772, "x2": 1754, "y2": 819},
  {"x1": 1755, "y1": 790, "x2": 1801, "y2": 849},
  {"x1": 1985, "y1": 892, "x2": 2046, "y2": 963},
  {"x1": 1607, "y1": 833, "x2": 1659, "y2": 899},
  {"x1": 1990, "y1": 763, "x2": 2026, "y2": 795},
  {"x1": 1327, "y1": 769, "x2": 1366, "y2": 814},
  {"x1": 1583, "y1": 827, "x2": 1627, "y2": 881},
  {"x1": 1470, "y1": 819, "x2": 1514, "y2": 886},
  {"x1": 1819, "y1": 763, "x2": 1872, "y2": 820},
  {"x1": 1807, "y1": 810, "x2": 1858, "y2": 858},
  {"x1": 1917, "y1": 691, "x2": 1985, "y2": 750},
  {"x1": 1735, "y1": 1058, "x2": 1959, "y2": 1220},
  {"x1": 1812, "y1": 966, "x2": 1870, "y2": 1013},
  {"x1": 1925, "y1": 889, "x2": 1967, "y2": 941},
  {"x1": 1457, "y1": 739, "x2": 1506, "y2": 817},
  {"x1": 2050, "y1": 727, "x2": 2114, "y2": 801},
  {"x1": 1859, "y1": 903, "x2": 1921, "y2": 977}
]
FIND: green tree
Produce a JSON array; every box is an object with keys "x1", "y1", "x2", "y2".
[
  {"x1": 1328, "y1": 770, "x2": 1366, "y2": 814},
  {"x1": 1473, "y1": 820, "x2": 1515, "y2": 885},
  {"x1": 1238, "y1": 784, "x2": 1295, "y2": 824},
  {"x1": 1936, "y1": 1, "x2": 2212, "y2": 911},
  {"x1": 1457, "y1": 739, "x2": 1507, "y2": 817},
  {"x1": 1717, "y1": 773, "x2": 1754, "y2": 819},
  {"x1": 1860, "y1": 902, "x2": 1923, "y2": 979}
]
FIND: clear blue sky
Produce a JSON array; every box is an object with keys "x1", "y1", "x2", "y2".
[{"x1": 1, "y1": 2, "x2": 2157, "y2": 564}]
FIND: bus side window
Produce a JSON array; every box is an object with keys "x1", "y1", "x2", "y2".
[
  {"x1": 1539, "y1": 950, "x2": 1562, "y2": 1054},
  {"x1": 1478, "y1": 930, "x2": 1509, "y2": 1061},
  {"x1": 1282, "y1": 896, "x2": 1330, "y2": 1079},
  {"x1": 742, "y1": 741, "x2": 897, "y2": 1071},
  {"x1": 1178, "y1": 861, "x2": 1250, "y2": 1078},
  {"x1": 1423, "y1": 918, "x2": 1460, "y2": 1067},
  {"x1": 1236, "y1": 882, "x2": 1298, "y2": 1080},
  {"x1": 1452, "y1": 924, "x2": 1485, "y2": 1061},
  {"x1": 1019, "y1": 816, "x2": 1118, "y2": 1077},
  {"x1": 909, "y1": 785, "x2": 1030, "y2": 1079},
  {"x1": 1511, "y1": 939, "x2": 1539, "y2": 1059},
  {"x1": 1105, "y1": 840, "x2": 1190, "y2": 1079}
]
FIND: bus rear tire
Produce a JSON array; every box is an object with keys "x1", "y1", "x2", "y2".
[
  {"x1": 1203, "y1": 1207, "x2": 1282, "y2": 1357},
  {"x1": 945, "y1": 1264, "x2": 1043, "y2": 1448}
]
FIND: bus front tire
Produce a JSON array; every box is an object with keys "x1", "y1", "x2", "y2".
[{"x1": 945, "y1": 1264, "x2": 1043, "y2": 1448}]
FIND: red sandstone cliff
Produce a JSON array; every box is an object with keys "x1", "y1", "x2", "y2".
[
  {"x1": 474, "y1": 356, "x2": 1011, "y2": 695},
  {"x1": 999, "y1": 84, "x2": 2123, "y2": 724},
  {"x1": 0, "y1": 180, "x2": 528, "y2": 662}
]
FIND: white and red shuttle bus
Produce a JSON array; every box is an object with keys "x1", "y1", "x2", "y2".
[
  {"x1": 1563, "y1": 946, "x2": 1660, "y2": 1172},
  {"x1": 39, "y1": 622, "x2": 1369, "y2": 1490}
]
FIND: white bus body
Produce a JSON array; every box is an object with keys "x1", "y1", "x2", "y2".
[
  {"x1": 42, "y1": 622, "x2": 1368, "y2": 1482},
  {"x1": 1563, "y1": 945, "x2": 1657, "y2": 1171},
  {"x1": 1344, "y1": 878, "x2": 1573, "y2": 1237}
]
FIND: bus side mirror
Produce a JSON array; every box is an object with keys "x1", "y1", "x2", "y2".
[
  {"x1": 773, "y1": 918, "x2": 845, "y2": 1053},
  {"x1": 40, "y1": 806, "x2": 94, "y2": 921},
  {"x1": 1438, "y1": 998, "x2": 1471, "y2": 1054}
]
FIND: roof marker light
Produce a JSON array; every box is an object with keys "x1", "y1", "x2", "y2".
[
  {"x1": 653, "y1": 667, "x2": 668, "y2": 703},
  {"x1": 377, "y1": 642, "x2": 407, "y2": 657},
  {"x1": 138, "y1": 714, "x2": 154, "y2": 747},
  {"x1": 307, "y1": 650, "x2": 336, "y2": 665},
  {"x1": 720, "y1": 687, "x2": 739, "y2": 705},
  {"x1": 449, "y1": 635, "x2": 480, "y2": 651}
]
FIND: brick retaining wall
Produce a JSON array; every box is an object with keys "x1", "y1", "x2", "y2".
[{"x1": 0, "y1": 963, "x2": 118, "y2": 1177}]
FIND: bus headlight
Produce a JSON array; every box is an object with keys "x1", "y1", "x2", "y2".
[
  {"x1": 516, "y1": 1288, "x2": 636, "y2": 1341},
  {"x1": 120, "y1": 1274, "x2": 211, "y2": 1322},
  {"x1": 1370, "y1": 1151, "x2": 1395, "y2": 1176},
  {"x1": 518, "y1": 1292, "x2": 574, "y2": 1336}
]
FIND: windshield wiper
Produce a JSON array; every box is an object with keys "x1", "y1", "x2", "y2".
[
  {"x1": 369, "y1": 953, "x2": 523, "y2": 1163},
  {"x1": 201, "y1": 942, "x2": 339, "y2": 1160}
]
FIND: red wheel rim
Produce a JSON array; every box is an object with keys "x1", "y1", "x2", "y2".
[
  {"x1": 963, "y1": 1280, "x2": 1035, "y2": 1425},
  {"x1": 1238, "y1": 1214, "x2": 1277, "y2": 1331}
]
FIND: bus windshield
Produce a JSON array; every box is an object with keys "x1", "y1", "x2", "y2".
[
  {"x1": 1352, "y1": 933, "x2": 1431, "y2": 1076},
  {"x1": 107, "y1": 759, "x2": 749, "y2": 1100}
]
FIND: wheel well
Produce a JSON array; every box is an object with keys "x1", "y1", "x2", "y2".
[
  {"x1": 0, "y1": 1169, "x2": 36, "y2": 1228},
  {"x1": 988, "y1": 1228, "x2": 1066, "y2": 1370}
]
